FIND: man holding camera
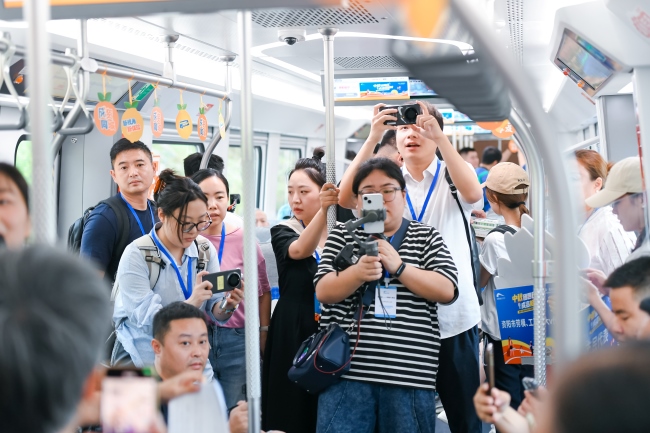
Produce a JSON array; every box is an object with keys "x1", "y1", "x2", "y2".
[{"x1": 339, "y1": 101, "x2": 484, "y2": 433}]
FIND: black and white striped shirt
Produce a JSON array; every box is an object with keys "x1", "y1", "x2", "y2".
[{"x1": 314, "y1": 220, "x2": 458, "y2": 390}]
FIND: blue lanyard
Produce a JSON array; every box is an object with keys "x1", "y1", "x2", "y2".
[
  {"x1": 578, "y1": 208, "x2": 601, "y2": 235},
  {"x1": 405, "y1": 159, "x2": 441, "y2": 222},
  {"x1": 217, "y1": 223, "x2": 226, "y2": 266},
  {"x1": 120, "y1": 193, "x2": 155, "y2": 236},
  {"x1": 151, "y1": 230, "x2": 194, "y2": 300}
]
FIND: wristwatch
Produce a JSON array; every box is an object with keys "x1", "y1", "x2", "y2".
[{"x1": 394, "y1": 261, "x2": 406, "y2": 277}]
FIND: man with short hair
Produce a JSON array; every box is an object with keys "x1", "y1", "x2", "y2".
[
  {"x1": 80, "y1": 138, "x2": 158, "y2": 284},
  {"x1": 184, "y1": 152, "x2": 225, "y2": 177},
  {"x1": 0, "y1": 246, "x2": 111, "y2": 433},
  {"x1": 476, "y1": 146, "x2": 502, "y2": 214},
  {"x1": 338, "y1": 101, "x2": 484, "y2": 433},
  {"x1": 605, "y1": 257, "x2": 650, "y2": 340},
  {"x1": 459, "y1": 147, "x2": 479, "y2": 169},
  {"x1": 373, "y1": 129, "x2": 403, "y2": 167}
]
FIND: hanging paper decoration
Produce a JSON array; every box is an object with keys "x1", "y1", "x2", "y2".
[
  {"x1": 492, "y1": 120, "x2": 516, "y2": 139},
  {"x1": 197, "y1": 94, "x2": 209, "y2": 142},
  {"x1": 176, "y1": 90, "x2": 193, "y2": 139},
  {"x1": 94, "y1": 74, "x2": 119, "y2": 136},
  {"x1": 150, "y1": 85, "x2": 164, "y2": 138},
  {"x1": 404, "y1": 0, "x2": 448, "y2": 39},
  {"x1": 121, "y1": 80, "x2": 144, "y2": 143},
  {"x1": 476, "y1": 121, "x2": 505, "y2": 131},
  {"x1": 218, "y1": 97, "x2": 226, "y2": 140}
]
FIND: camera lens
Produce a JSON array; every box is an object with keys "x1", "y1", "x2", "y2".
[
  {"x1": 368, "y1": 200, "x2": 372, "y2": 204},
  {"x1": 403, "y1": 107, "x2": 419, "y2": 123},
  {"x1": 227, "y1": 272, "x2": 241, "y2": 288}
]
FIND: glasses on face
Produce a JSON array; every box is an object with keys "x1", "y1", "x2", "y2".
[
  {"x1": 358, "y1": 187, "x2": 402, "y2": 203},
  {"x1": 172, "y1": 213, "x2": 213, "y2": 233}
]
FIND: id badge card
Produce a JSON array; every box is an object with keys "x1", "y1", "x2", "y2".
[{"x1": 374, "y1": 285, "x2": 397, "y2": 318}]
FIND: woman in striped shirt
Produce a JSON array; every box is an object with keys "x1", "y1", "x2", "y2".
[{"x1": 314, "y1": 157, "x2": 458, "y2": 433}]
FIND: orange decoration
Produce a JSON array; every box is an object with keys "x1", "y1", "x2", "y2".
[
  {"x1": 492, "y1": 120, "x2": 516, "y2": 139},
  {"x1": 150, "y1": 106, "x2": 164, "y2": 138},
  {"x1": 476, "y1": 121, "x2": 506, "y2": 131},
  {"x1": 94, "y1": 93, "x2": 119, "y2": 136},
  {"x1": 197, "y1": 114, "x2": 208, "y2": 141},
  {"x1": 404, "y1": 0, "x2": 448, "y2": 38},
  {"x1": 121, "y1": 80, "x2": 144, "y2": 143},
  {"x1": 176, "y1": 91, "x2": 193, "y2": 139}
]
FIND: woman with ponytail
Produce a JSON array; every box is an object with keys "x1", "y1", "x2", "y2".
[
  {"x1": 112, "y1": 169, "x2": 242, "y2": 378},
  {"x1": 478, "y1": 162, "x2": 533, "y2": 414},
  {"x1": 261, "y1": 148, "x2": 339, "y2": 433}
]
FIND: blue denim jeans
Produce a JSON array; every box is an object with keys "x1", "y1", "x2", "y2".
[
  {"x1": 317, "y1": 379, "x2": 436, "y2": 433},
  {"x1": 208, "y1": 326, "x2": 247, "y2": 409}
]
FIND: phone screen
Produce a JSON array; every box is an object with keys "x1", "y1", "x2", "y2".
[
  {"x1": 101, "y1": 369, "x2": 157, "y2": 433},
  {"x1": 486, "y1": 343, "x2": 495, "y2": 390}
]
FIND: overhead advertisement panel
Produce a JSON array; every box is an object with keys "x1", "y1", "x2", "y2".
[{"x1": 334, "y1": 77, "x2": 410, "y2": 102}]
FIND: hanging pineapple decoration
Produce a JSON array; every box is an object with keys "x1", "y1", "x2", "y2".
[
  {"x1": 121, "y1": 80, "x2": 144, "y2": 143},
  {"x1": 176, "y1": 90, "x2": 193, "y2": 140},
  {"x1": 197, "y1": 94, "x2": 209, "y2": 142},
  {"x1": 94, "y1": 73, "x2": 119, "y2": 136},
  {"x1": 150, "y1": 85, "x2": 164, "y2": 138}
]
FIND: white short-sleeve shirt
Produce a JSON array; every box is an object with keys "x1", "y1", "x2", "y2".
[{"x1": 402, "y1": 157, "x2": 483, "y2": 338}]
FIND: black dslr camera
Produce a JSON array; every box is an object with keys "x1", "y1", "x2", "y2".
[
  {"x1": 379, "y1": 103, "x2": 422, "y2": 126},
  {"x1": 205, "y1": 269, "x2": 242, "y2": 294}
]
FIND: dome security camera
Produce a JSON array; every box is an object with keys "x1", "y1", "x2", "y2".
[
  {"x1": 284, "y1": 36, "x2": 298, "y2": 46},
  {"x1": 277, "y1": 29, "x2": 306, "y2": 46}
]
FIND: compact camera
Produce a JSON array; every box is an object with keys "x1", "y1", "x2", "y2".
[
  {"x1": 379, "y1": 104, "x2": 422, "y2": 126},
  {"x1": 205, "y1": 269, "x2": 242, "y2": 294}
]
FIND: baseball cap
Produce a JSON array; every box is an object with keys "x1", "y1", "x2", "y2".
[
  {"x1": 585, "y1": 156, "x2": 643, "y2": 208},
  {"x1": 481, "y1": 162, "x2": 529, "y2": 195}
]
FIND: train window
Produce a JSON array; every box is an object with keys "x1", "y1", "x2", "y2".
[
  {"x1": 14, "y1": 137, "x2": 32, "y2": 185},
  {"x1": 275, "y1": 147, "x2": 302, "y2": 219},
  {"x1": 227, "y1": 145, "x2": 263, "y2": 216},
  {"x1": 150, "y1": 142, "x2": 202, "y2": 174}
]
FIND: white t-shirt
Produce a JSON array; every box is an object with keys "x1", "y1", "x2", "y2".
[
  {"x1": 479, "y1": 225, "x2": 519, "y2": 340},
  {"x1": 578, "y1": 206, "x2": 635, "y2": 276},
  {"x1": 402, "y1": 157, "x2": 483, "y2": 338}
]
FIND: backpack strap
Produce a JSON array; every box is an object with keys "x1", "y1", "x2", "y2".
[
  {"x1": 102, "y1": 195, "x2": 132, "y2": 279},
  {"x1": 110, "y1": 234, "x2": 165, "y2": 302},
  {"x1": 487, "y1": 225, "x2": 517, "y2": 237},
  {"x1": 194, "y1": 235, "x2": 212, "y2": 271}
]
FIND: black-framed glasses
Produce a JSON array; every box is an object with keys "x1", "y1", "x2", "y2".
[
  {"x1": 172, "y1": 213, "x2": 213, "y2": 233},
  {"x1": 358, "y1": 187, "x2": 402, "y2": 203}
]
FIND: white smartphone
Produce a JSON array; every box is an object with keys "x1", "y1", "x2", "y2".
[
  {"x1": 362, "y1": 193, "x2": 384, "y2": 234},
  {"x1": 101, "y1": 368, "x2": 157, "y2": 433}
]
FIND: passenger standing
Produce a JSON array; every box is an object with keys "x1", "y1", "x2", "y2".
[
  {"x1": 575, "y1": 150, "x2": 635, "y2": 276},
  {"x1": 476, "y1": 147, "x2": 502, "y2": 214},
  {"x1": 80, "y1": 138, "x2": 158, "y2": 284},
  {"x1": 338, "y1": 102, "x2": 484, "y2": 433},
  {"x1": 112, "y1": 169, "x2": 243, "y2": 377},
  {"x1": 478, "y1": 162, "x2": 534, "y2": 413},
  {"x1": 0, "y1": 163, "x2": 30, "y2": 248},
  {"x1": 315, "y1": 158, "x2": 458, "y2": 433},
  {"x1": 261, "y1": 150, "x2": 339, "y2": 433},
  {"x1": 192, "y1": 168, "x2": 272, "y2": 409},
  {"x1": 459, "y1": 147, "x2": 480, "y2": 169}
]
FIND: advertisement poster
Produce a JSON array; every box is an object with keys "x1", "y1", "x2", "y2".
[
  {"x1": 494, "y1": 285, "x2": 554, "y2": 365},
  {"x1": 334, "y1": 77, "x2": 409, "y2": 102},
  {"x1": 583, "y1": 296, "x2": 616, "y2": 351}
]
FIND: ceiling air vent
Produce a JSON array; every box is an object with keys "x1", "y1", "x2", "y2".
[
  {"x1": 506, "y1": 0, "x2": 523, "y2": 65},
  {"x1": 251, "y1": 0, "x2": 377, "y2": 28},
  {"x1": 334, "y1": 56, "x2": 403, "y2": 69}
]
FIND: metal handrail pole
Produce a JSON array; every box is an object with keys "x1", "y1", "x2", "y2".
[
  {"x1": 510, "y1": 109, "x2": 547, "y2": 385},
  {"x1": 0, "y1": 41, "x2": 77, "y2": 67},
  {"x1": 564, "y1": 136, "x2": 600, "y2": 155},
  {"x1": 319, "y1": 27, "x2": 338, "y2": 232},
  {"x1": 24, "y1": 0, "x2": 55, "y2": 244},
  {"x1": 453, "y1": 0, "x2": 584, "y2": 369},
  {"x1": 238, "y1": 10, "x2": 261, "y2": 433}
]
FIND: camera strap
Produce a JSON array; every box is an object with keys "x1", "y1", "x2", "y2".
[{"x1": 355, "y1": 217, "x2": 411, "y2": 321}]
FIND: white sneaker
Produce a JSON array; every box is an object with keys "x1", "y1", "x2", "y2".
[{"x1": 437, "y1": 410, "x2": 448, "y2": 424}]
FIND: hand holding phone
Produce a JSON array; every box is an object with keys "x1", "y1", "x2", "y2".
[{"x1": 101, "y1": 368, "x2": 157, "y2": 433}]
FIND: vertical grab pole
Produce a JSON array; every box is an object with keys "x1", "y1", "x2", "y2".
[
  {"x1": 24, "y1": 0, "x2": 54, "y2": 244},
  {"x1": 319, "y1": 27, "x2": 338, "y2": 232},
  {"x1": 632, "y1": 67, "x2": 650, "y2": 243},
  {"x1": 238, "y1": 11, "x2": 261, "y2": 433},
  {"x1": 510, "y1": 109, "x2": 547, "y2": 386}
]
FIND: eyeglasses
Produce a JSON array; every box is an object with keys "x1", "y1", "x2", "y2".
[
  {"x1": 172, "y1": 213, "x2": 213, "y2": 233},
  {"x1": 358, "y1": 187, "x2": 402, "y2": 203}
]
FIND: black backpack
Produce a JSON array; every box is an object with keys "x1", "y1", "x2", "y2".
[
  {"x1": 67, "y1": 195, "x2": 131, "y2": 281},
  {"x1": 444, "y1": 168, "x2": 484, "y2": 306}
]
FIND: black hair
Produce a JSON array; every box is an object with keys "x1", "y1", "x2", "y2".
[
  {"x1": 0, "y1": 163, "x2": 29, "y2": 210},
  {"x1": 109, "y1": 138, "x2": 153, "y2": 168},
  {"x1": 605, "y1": 257, "x2": 650, "y2": 298},
  {"x1": 183, "y1": 152, "x2": 225, "y2": 177},
  {"x1": 352, "y1": 157, "x2": 406, "y2": 195},
  {"x1": 153, "y1": 301, "x2": 208, "y2": 343},
  {"x1": 288, "y1": 147, "x2": 326, "y2": 187},
  {"x1": 153, "y1": 169, "x2": 208, "y2": 241},
  {"x1": 459, "y1": 147, "x2": 477, "y2": 156},
  {"x1": 482, "y1": 147, "x2": 502, "y2": 165},
  {"x1": 191, "y1": 168, "x2": 230, "y2": 196},
  {"x1": 374, "y1": 130, "x2": 397, "y2": 154}
]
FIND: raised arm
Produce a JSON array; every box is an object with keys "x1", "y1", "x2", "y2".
[
  {"x1": 416, "y1": 101, "x2": 483, "y2": 204},
  {"x1": 338, "y1": 104, "x2": 397, "y2": 209},
  {"x1": 287, "y1": 183, "x2": 339, "y2": 260}
]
